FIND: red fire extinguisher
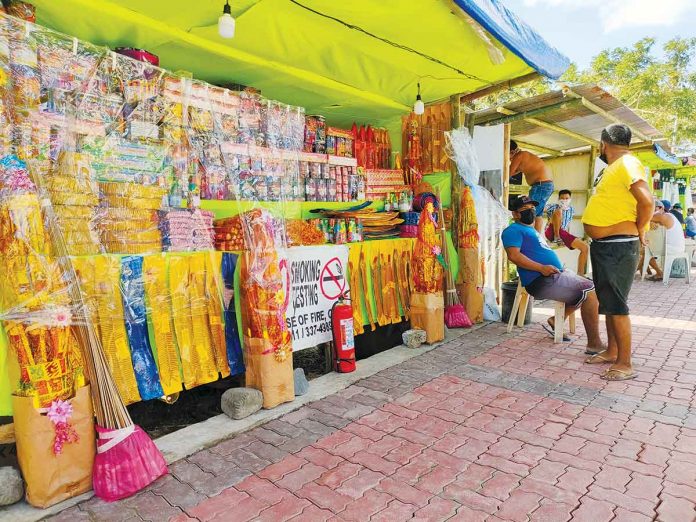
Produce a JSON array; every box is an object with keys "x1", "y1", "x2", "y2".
[{"x1": 331, "y1": 292, "x2": 356, "y2": 373}]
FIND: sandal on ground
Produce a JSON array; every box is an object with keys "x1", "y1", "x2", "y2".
[
  {"x1": 646, "y1": 274, "x2": 662, "y2": 282},
  {"x1": 600, "y1": 368, "x2": 637, "y2": 381},
  {"x1": 585, "y1": 351, "x2": 616, "y2": 364},
  {"x1": 541, "y1": 323, "x2": 570, "y2": 342}
]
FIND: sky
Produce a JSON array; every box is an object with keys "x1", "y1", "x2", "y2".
[{"x1": 504, "y1": 0, "x2": 696, "y2": 68}]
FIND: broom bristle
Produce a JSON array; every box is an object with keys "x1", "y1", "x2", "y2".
[
  {"x1": 445, "y1": 303, "x2": 472, "y2": 328},
  {"x1": 445, "y1": 287, "x2": 461, "y2": 306}
]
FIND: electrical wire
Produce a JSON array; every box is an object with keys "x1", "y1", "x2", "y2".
[{"x1": 287, "y1": 0, "x2": 490, "y2": 85}]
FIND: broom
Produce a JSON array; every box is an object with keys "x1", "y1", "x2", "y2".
[
  {"x1": 435, "y1": 189, "x2": 472, "y2": 328},
  {"x1": 33, "y1": 160, "x2": 168, "y2": 501}
]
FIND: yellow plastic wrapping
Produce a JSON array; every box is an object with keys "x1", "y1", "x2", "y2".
[
  {"x1": 76, "y1": 256, "x2": 141, "y2": 405},
  {"x1": 141, "y1": 255, "x2": 182, "y2": 396},
  {"x1": 205, "y1": 251, "x2": 230, "y2": 379},
  {"x1": 168, "y1": 254, "x2": 218, "y2": 390}
]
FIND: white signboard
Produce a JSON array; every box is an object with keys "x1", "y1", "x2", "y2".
[
  {"x1": 285, "y1": 245, "x2": 350, "y2": 351},
  {"x1": 473, "y1": 124, "x2": 504, "y2": 172}
]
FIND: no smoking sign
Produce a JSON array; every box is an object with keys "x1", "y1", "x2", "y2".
[{"x1": 320, "y1": 257, "x2": 346, "y2": 300}]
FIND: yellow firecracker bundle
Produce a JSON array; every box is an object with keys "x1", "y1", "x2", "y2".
[
  {"x1": 410, "y1": 202, "x2": 445, "y2": 344},
  {"x1": 46, "y1": 152, "x2": 101, "y2": 256},
  {"x1": 96, "y1": 182, "x2": 166, "y2": 255},
  {"x1": 239, "y1": 209, "x2": 294, "y2": 409},
  {"x1": 456, "y1": 186, "x2": 484, "y2": 323}
]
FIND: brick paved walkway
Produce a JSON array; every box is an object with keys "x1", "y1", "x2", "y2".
[{"x1": 49, "y1": 279, "x2": 696, "y2": 522}]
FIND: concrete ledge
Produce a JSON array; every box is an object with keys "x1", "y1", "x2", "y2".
[{"x1": 0, "y1": 324, "x2": 485, "y2": 522}]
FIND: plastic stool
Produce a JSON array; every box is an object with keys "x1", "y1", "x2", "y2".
[{"x1": 506, "y1": 280, "x2": 575, "y2": 343}]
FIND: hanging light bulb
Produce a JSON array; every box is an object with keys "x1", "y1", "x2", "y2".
[
  {"x1": 218, "y1": 0, "x2": 236, "y2": 39},
  {"x1": 413, "y1": 82, "x2": 425, "y2": 115}
]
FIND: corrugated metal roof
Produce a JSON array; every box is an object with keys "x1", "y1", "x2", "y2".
[{"x1": 473, "y1": 84, "x2": 663, "y2": 154}]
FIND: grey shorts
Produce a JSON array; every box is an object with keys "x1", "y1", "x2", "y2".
[{"x1": 525, "y1": 270, "x2": 594, "y2": 308}]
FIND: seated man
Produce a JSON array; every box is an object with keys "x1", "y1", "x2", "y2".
[
  {"x1": 544, "y1": 189, "x2": 590, "y2": 275},
  {"x1": 644, "y1": 199, "x2": 686, "y2": 281},
  {"x1": 686, "y1": 208, "x2": 696, "y2": 238},
  {"x1": 671, "y1": 202, "x2": 685, "y2": 225},
  {"x1": 502, "y1": 195, "x2": 605, "y2": 353}
]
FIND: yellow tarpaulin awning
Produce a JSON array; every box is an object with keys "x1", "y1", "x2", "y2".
[{"x1": 31, "y1": 0, "x2": 569, "y2": 126}]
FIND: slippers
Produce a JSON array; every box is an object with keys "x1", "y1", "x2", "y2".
[
  {"x1": 600, "y1": 369, "x2": 638, "y2": 381},
  {"x1": 541, "y1": 323, "x2": 570, "y2": 342},
  {"x1": 646, "y1": 275, "x2": 663, "y2": 282},
  {"x1": 585, "y1": 351, "x2": 616, "y2": 364}
]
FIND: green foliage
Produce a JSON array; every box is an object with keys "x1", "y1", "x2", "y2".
[
  {"x1": 473, "y1": 37, "x2": 696, "y2": 148},
  {"x1": 572, "y1": 37, "x2": 696, "y2": 147}
]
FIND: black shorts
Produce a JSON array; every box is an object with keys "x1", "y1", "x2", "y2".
[
  {"x1": 525, "y1": 270, "x2": 594, "y2": 308},
  {"x1": 590, "y1": 238, "x2": 640, "y2": 315}
]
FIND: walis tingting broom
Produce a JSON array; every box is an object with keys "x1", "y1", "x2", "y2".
[
  {"x1": 29, "y1": 159, "x2": 167, "y2": 502},
  {"x1": 436, "y1": 190, "x2": 472, "y2": 328}
]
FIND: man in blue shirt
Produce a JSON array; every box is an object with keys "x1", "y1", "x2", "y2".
[{"x1": 502, "y1": 195, "x2": 605, "y2": 354}]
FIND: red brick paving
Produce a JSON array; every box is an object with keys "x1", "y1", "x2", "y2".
[{"x1": 46, "y1": 280, "x2": 696, "y2": 521}]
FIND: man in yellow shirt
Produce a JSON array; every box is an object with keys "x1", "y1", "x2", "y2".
[{"x1": 582, "y1": 124, "x2": 654, "y2": 381}]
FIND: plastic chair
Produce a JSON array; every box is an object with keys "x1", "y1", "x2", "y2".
[
  {"x1": 506, "y1": 280, "x2": 575, "y2": 343},
  {"x1": 641, "y1": 227, "x2": 691, "y2": 286}
]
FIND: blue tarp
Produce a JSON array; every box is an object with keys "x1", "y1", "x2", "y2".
[
  {"x1": 654, "y1": 143, "x2": 681, "y2": 166},
  {"x1": 454, "y1": 0, "x2": 571, "y2": 79}
]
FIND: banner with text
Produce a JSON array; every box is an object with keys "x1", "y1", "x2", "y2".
[{"x1": 285, "y1": 245, "x2": 350, "y2": 351}]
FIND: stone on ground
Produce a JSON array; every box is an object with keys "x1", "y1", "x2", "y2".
[
  {"x1": 0, "y1": 466, "x2": 23, "y2": 506},
  {"x1": 221, "y1": 387, "x2": 263, "y2": 420},
  {"x1": 402, "y1": 329, "x2": 426, "y2": 349},
  {"x1": 294, "y1": 368, "x2": 309, "y2": 396}
]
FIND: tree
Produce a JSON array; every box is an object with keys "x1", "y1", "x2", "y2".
[
  {"x1": 472, "y1": 37, "x2": 696, "y2": 150},
  {"x1": 575, "y1": 37, "x2": 696, "y2": 149}
]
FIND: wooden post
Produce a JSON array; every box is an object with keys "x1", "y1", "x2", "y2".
[
  {"x1": 585, "y1": 146, "x2": 598, "y2": 245},
  {"x1": 587, "y1": 146, "x2": 598, "y2": 195},
  {"x1": 450, "y1": 95, "x2": 462, "y2": 251},
  {"x1": 465, "y1": 112, "x2": 476, "y2": 138},
  {"x1": 502, "y1": 124, "x2": 511, "y2": 285}
]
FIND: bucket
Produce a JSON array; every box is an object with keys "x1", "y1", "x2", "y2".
[{"x1": 501, "y1": 281, "x2": 532, "y2": 325}]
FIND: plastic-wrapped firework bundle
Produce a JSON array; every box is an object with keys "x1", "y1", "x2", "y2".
[
  {"x1": 47, "y1": 152, "x2": 100, "y2": 255},
  {"x1": 159, "y1": 208, "x2": 214, "y2": 252},
  {"x1": 213, "y1": 215, "x2": 245, "y2": 251},
  {"x1": 238, "y1": 90, "x2": 263, "y2": 146},
  {"x1": 120, "y1": 256, "x2": 164, "y2": 401},
  {"x1": 97, "y1": 182, "x2": 166, "y2": 254}
]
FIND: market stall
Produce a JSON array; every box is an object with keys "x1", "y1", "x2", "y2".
[
  {"x1": 471, "y1": 84, "x2": 667, "y2": 276},
  {"x1": 0, "y1": 0, "x2": 571, "y2": 510},
  {"x1": 634, "y1": 144, "x2": 696, "y2": 210}
]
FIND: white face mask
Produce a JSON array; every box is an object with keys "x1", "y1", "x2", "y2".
[{"x1": 559, "y1": 199, "x2": 571, "y2": 209}]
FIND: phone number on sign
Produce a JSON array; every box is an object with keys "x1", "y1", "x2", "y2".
[{"x1": 291, "y1": 321, "x2": 332, "y2": 341}]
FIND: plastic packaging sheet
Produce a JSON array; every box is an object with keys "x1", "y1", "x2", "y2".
[
  {"x1": 0, "y1": 12, "x2": 304, "y2": 410},
  {"x1": 446, "y1": 127, "x2": 510, "y2": 271}
]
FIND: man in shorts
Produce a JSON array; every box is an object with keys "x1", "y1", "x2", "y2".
[
  {"x1": 582, "y1": 124, "x2": 654, "y2": 381},
  {"x1": 509, "y1": 140, "x2": 554, "y2": 233},
  {"x1": 545, "y1": 189, "x2": 590, "y2": 275},
  {"x1": 502, "y1": 195, "x2": 605, "y2": 352}
]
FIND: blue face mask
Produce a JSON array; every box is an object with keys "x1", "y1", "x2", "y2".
[{"x1": 519, "y1": 208, "x2": 535, "y2": 225}]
